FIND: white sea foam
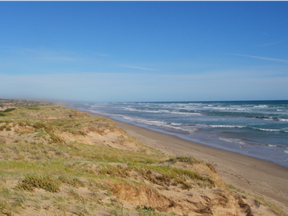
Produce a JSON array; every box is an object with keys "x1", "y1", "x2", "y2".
[
  {"x1": 268, "y1": 144, "x2": 281, "y2": 148},
  {"x1": 194, "y1": 124, "x2": 209, "y2": 128},
  {"x1": 284, "y1": 149, "x2": 288, "y2": 154},
  {"x1": 124, "y1": 107, "x2": 202, "y2": 116},
  {"x1": 124, "y1": 107, "x2": 138, "y2": 112},
  {"x1": 120, "y1": 116, "x2": 196, "y2": 133},
  {"x1": 257, "y1": 128, "x2": 281, "y2": 132},
  {"x1": 209, "y1": 125, "x2": 245, "y2": 128},
  {"x1": 171, "y1": 111, "x2": 202, "y2": 116},
  {"x1": 203, "y1": 107, "x2": 248, "y2": 112},
  {"x1": 219, "y1": 137, "x2": 246, "y2": 145},
  {"x1": 279, "y1": 118, "x2": 288, "y2": 122},
  {"x1": 253, "y1": 105, "x2": 268, "y2": 108},
  {"x1": 88, "y1": 109, "x2": 109, "y2": 116},
  {"x1": 170, "y1": 123, "x2": 182, "y2": 126},
  {"x1": 124, "y1": 108, "x2": 171, "y2": 114}
]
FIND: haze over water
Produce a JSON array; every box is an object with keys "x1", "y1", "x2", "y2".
[{"x1": 72, "y1": 100, "x2": 288, "y2": 169}]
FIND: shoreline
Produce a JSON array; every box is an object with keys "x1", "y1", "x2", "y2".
[{"x1": 83, "y1": 110, "x2": 288, "y2": 213}]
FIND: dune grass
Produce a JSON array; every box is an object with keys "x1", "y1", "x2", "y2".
[{"x1": 0, "y1": 99, "x2": 286, "y2": 216}]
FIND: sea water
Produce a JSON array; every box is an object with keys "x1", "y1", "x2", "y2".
[{"x1": 71, "y1": 101, "x2": 288, "y2": 168}]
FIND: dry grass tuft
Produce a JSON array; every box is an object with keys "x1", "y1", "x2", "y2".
[
  {"x1": 16, "y1": 175, "x2": 60, "y2": 192},
  {"x1": 58, "y1": 176, "x2": 85, "y2": 188}
]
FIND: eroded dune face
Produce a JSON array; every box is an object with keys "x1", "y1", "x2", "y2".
[
  {"x1": 0, "y1": 100, "x2": 283, "y2": 216},
  {"x1": 112, "y1": 182, "x2": 253, "y2": 216},
  {"x1": 108, "y1": 163, "x2": 258, "y2": 216}
]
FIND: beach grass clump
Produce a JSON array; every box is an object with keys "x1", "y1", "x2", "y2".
[
  {"x1": 16, "y1": 175, "x2": 60, "y2": 192},
  {"x1": 58, "y1": 176, "x2": 85, "y2": 188},
  {"x1": 5, "y1": 126, "x2": 11, "y2": 131},
  {"x1": 175, "y1": 156, "x2": 199, "y2": 164},
  {"x1": 138, "y1": 165, "x2": 215, "y2": 189},
  {"x1": 136, "y1": 205, "x2": 159, "y2": 216},
  {"x1": 98, "y1": 165, "x2": 131, "y2": 178},
  {"x1": 99, "y1": 164, "x2": 214, "y2": 190},
  {"x1": 47, "y1": 132, "x2": 64, "y2": 144},
  {"x1": 32, "y1": 122, "x2": 48, "y2": 130},
  {"x1": 3, "y1": 108, "x2": 16, "y2": 113},
  {"x1": 206, "y1": 162, "x2": 217, "y2": 173},
  {"x1": 62, "y1": 142, "x2": 163, "y2": 164},
  {"x1": 62, "y1": 127, "x2": 87, "y2": 136},
  {"x1": 0, "y1": 125, "x2": 5, "y2": 131},
  {"x1": 0, "y1": 200, "x2": 12, "y2": 216},
  {"x1": 167, "y1": 156, "x2": 200, "y2": 165},
  {"x1": 26, "y1": 107, "x2": 40, "y2": 110}
]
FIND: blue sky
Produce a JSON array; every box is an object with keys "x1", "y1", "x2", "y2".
[{"x1": 0, "y1": 2, "x2": 287, "y2": 102}]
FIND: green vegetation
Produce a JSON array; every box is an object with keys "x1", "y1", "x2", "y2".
[
  {"x1": 3, "y1": 108, "x2": 16, "y2": 113},
  {"x1": 16, "y1": 175, "x2": 60, "y2": 192},
  {"x1": 58, "y1": 176, "x2": 85, "y2": 188},
  {"x1": 0, "y1": 99, "x2": 285, "y2": 216}
]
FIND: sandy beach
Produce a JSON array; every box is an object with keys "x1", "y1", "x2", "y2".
[
  {"x1": 87, "y1": 112, "x2": 288, "y2": 214},
  {"x1": 1, "y1": 99, "x2": 287, "y2": 215}
]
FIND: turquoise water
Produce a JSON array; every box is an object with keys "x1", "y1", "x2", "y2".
[{"x1": 72, "y1": 101, "x2": 288, "y2": 168}]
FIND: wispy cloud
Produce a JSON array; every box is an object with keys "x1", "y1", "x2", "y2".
[
  {"x1": 38, "y1": 56, "x2": 82, "y2": 62},
  {"x1": 232, "y1": 54, "x2": 288, "y2": 63},
  {"x1": 120, "y1": 65, "x2": 159, "y2": 72},
  {"x1": 256, "y1": 40, "x2": 283, "y2": 47},
  {"x1": 3, "y1": 46, "x2": 82, "y2": 62}
]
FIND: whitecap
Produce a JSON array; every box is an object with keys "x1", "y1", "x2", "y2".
[
  {"x1": 203, "y1": 106, "x2": 248, "y2": 112},
  {"x1": 124, "y1": 107, "x2": 138, "y2": 112},
  {"x1": 253, "y1": 105, "x2": 268, "y2": 108},
  {"x1": 171, "y1": 111, "x2": 202, "y2": 116},
  {"x1": 170, "y1": 123, "x2": 182, "y2": 126},
  {"x1": 267, "y1": 144, "x2": 282, "y2": 148},
  {"x1": 123, "y1": 107, "x2": 202, "y2": 116},
  {"x1": 219, "y1": 137, "x2": 247, "y2": 145},
  {"x1": 210, "y1": 125, "x2": 245, "y2": 128},
  {"x1": 119, "y1": 116, "x2": 197, "y2": 134},
  {"x1": 257, "y1": 128, "x2": 280, "y2": 132}
]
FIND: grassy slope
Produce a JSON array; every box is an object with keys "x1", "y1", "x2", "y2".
[{"x1": 0, "y1": 99, "x2": 286, "y2": 216}]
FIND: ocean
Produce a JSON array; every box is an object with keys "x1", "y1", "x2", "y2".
[{"x1": 71, "y1": 101, "x2": 288, "y2": 169}]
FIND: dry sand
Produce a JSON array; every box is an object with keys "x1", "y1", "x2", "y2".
[{"x1": 86, "y1": 112, "x2": 288, "y2": 214}]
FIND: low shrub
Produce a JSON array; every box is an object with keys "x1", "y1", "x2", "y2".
[
  {"x1": 16, "y1": 175, "x2": 60, "y2": 192},
  {"x1": 3, "y1": 108, "x2": 16, "y2": 113}
]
